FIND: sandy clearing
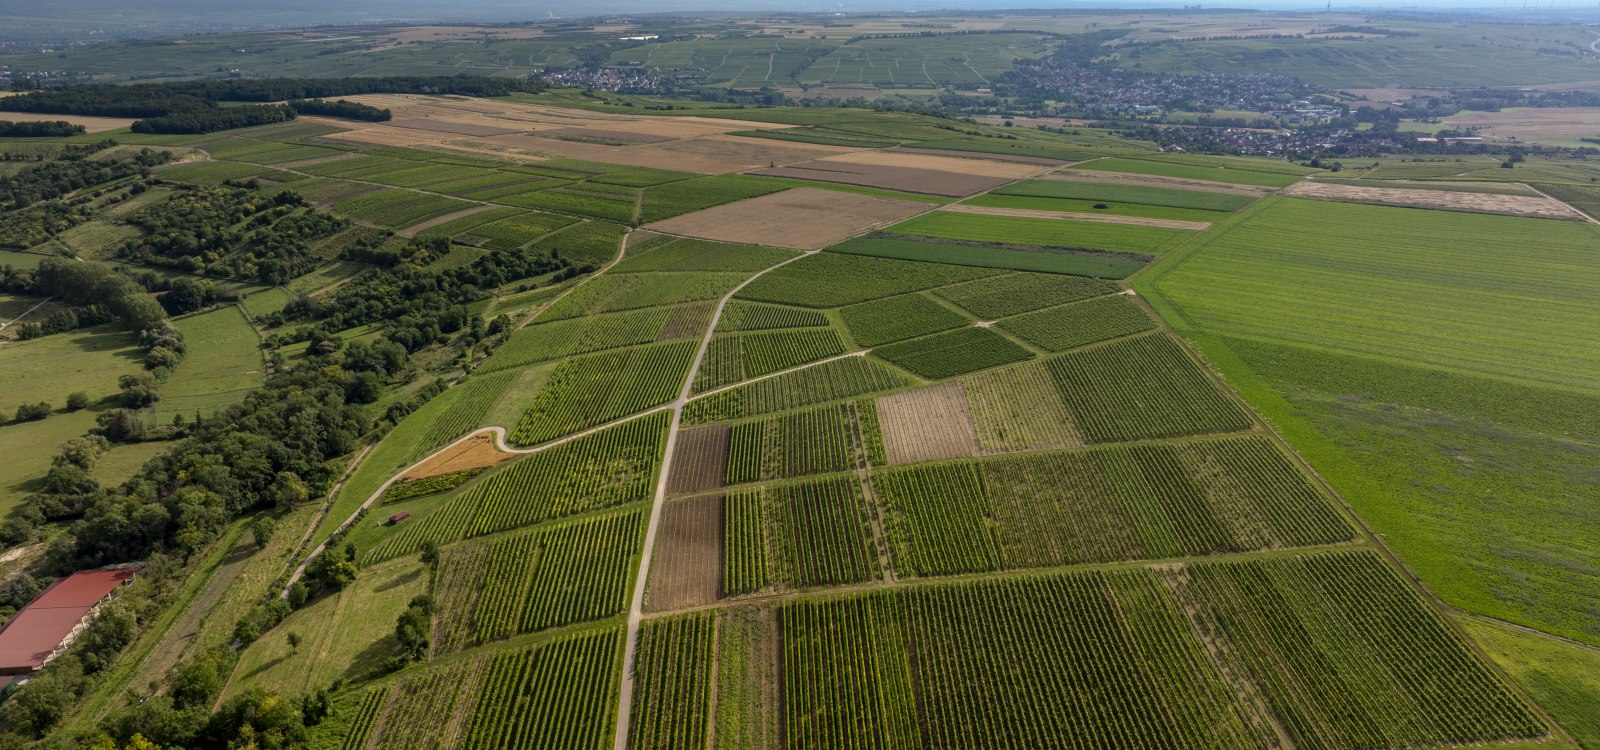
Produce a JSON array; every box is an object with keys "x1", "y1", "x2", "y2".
[
  {"x1": 0, "y1": 111, "x2": 135, "y2": 133},
  {"x1": 647, "y1": 187, "x2": 929, "y2": 250},
  {"x1": 1047, "y1": 169, "x2": 1274, "y2": 195},
  {"x1": 387, "y1": 118, "x2": 524, "y2": 137},
  {"x1": 877, "y1": 382, "x2": 982, "y2": 465},
  {"x1": 400, "y1": 204, "x2": 501, "y2": 236},
  {"x1": 1282, "y1": 180, "x2": 1584, "y2": 220},
  {"x1": 400, "y1": 432, "x2": 514, "y2": 480},
  {"x1": 814, "y1": 150, "x2": 1042, "y2": 179},
  {"x1": 940, "y1": 202, "x2": 1212, "y2": 230},
  {"x1": 1441, "y1": 106, "x2": 1600, "y2": 141},
  {"x1": 886, "y1": 146, "x2": 1071, "y2": 166}
]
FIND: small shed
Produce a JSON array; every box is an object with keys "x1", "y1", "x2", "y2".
[{"x1": 387, "y1": 511, "x2": 411, "y2": 525}]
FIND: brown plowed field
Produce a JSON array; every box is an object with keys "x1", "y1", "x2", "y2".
[
  {"x1": 647, "y1": 187, "x2": 929, "y2": 250},
  {"x1": 877, "y1": 382, "x2": 982, "y2": 464},
  {"x1": 0, "y1": 111, "x2": 135, "y2": 133},
  {"x1": 645, "y1": 495, "x2": 723, "y2": 612},
  {"x1": 1282, "y1": 180, "x2": 1584, "y2": 219},
  {"x1": 668, "y1": 425, "x2": 731, "y2": 495},
  {"x1": 401, "y1": 432, "x2": 514, "y2": 480}
]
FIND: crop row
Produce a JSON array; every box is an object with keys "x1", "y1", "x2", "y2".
[
  {"x1": 933, "y1": 272, "x2": 1119, "y2": 319},
  {"x1": 874, "y1": 326, "x2": 1033, "y2": 380},
  {"x1": 409, "y1": 369, "x2": 517, "y2": 463},
  {"x1": 499, "y1": 184, "x2": 637, "y2": 223},
  {"x1": 737, "y1": 252, "x2": 1000, "y2": 309},
  {"x1": 463, "y1": 630, "x2": 621, "y2": 750},
  {"x1": 542, "y1": 271, "x2": 746, "y2": 321},
  {"x1": 380, "y1": 468, "x2": 485, "y2": 505},
  {"x1": 725, "y1": 403, "x2": 859, "y2": 484},
  {"x1": 611, "y1": 238, "x2": 796, "y2": 274},
  {"x1": 768, "y1": 476, "x2": 879, "y2": 589},
  {"x1": 876, "y1": 435, "x2": 1351, "y2": 575},
  {"x1": 628, "y1": 613, "x2": 716, "y2": 750},
  {"x1": 714, "y1": 301, "x2": 828, "y2": 332},
  {"x1": 362, "y1": 412, "x2": 667, "y2": 564},
  {"x1": 335, "y1": 689, "x2": 386, "y2": 750},
  {"x1": 693, "y1": 327, "x2": 848, "y2": 393},
  {"x1": 371, "y1": 658, "x2": 486, "y2": 750},
  {"x1": 683, "y1": 356, "x2": 911, "y2": 425},
  {"x1": 480, "y1": 306, "x2": 675, "y2": 374},
  {"x1": 1173, "y1": 552, "x2": 1546, "y2": 749},
  {"x1": 331, "y1": 189, "x2": 472, "y2": 229},
  {"x1": 721, "y1": 491, "x2": 769, "y2": 596},
  {"x1": 990, "y1": 178, "x2": 1256, "y2": 213},
  {"x1": 996, "y1": 294, "x2": 1156, "y2": 353},
  {"x1": 1043, "y1": 334, "x2": 1252, "y2": 442},
  {"x1": 839, "y1": 292, "x2": 967, "y2": 347},
  {"x1": 885, "y1": 212, "x2": 1195, "y2": 255},
  {"x1": 456, "y1": 212, "x2": 576, "y2": 252},
  {"x1": 509, "y1": 340, "x2": 695, "y2": 445}
]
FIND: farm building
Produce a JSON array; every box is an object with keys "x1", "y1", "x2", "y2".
[{"x1": 0, "y1": 568, "x2": 135, "y2": 676}]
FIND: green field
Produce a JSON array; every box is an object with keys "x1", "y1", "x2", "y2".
[
  {"x1": 885, "y1": 212, "x2": 1195, "y2": 254},
  {"x1": 829, "y1": 236, "x2": 1149, "y2": 278},
  {"x1": 160, "y1": 306, "x2": 264, "y2": 417},
  {"x1": 1074, "y1": 157, "x2": 1307, "y2": 187}
]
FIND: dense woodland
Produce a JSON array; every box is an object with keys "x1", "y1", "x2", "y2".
[
  {"x1": 284, "y1": 98, "x2": 391, "y2": 122},
  {"x1": 0, "y1": 121, "x2": 84, "y2": 138},
  {"x1": 120, "y1": 186, "x2": 345, "y2": 282}
]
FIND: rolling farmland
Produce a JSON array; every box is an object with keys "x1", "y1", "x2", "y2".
[{"x1": 8, "y1": 83, "x2": 1571, "y2": 750}]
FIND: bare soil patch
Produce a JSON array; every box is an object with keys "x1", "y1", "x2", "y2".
[
  {"x1": 645, "y1": 494, "x2": 723, "y2": 612},
  {"x1": 887, "y1": 146, "x2": 1070, "y2": 166},
  {"x1": 1049, "y1": 169, "x2": 1274, "y2": 195},
  {"x1": 1441, "y1": 106, "x2": 1600, "y2": 142},
  {"x1": 647, "y1": 187, "x2": 929, "y2": 250},
  {"x1": 388, "y1": 118, "x2": 523, "y2": 137},
  {"x1": 669, "y1": 425, "x2": 730, "y2": 495},
  {"x1": 402, "y1": 432, "x2": 514, "y2": 480},
  {"x1": 877, "y1": 382, "x2": 982, "y2": 465},
  {"x1": 940, "y1": 202, "x2": 1212, "y2": 230},
  {"x1": 1282, "y1": 180, "x2": 1583, "y2": 219},
  {"x1": 815, "y1": 150, "x2": 1043, "y2": 179}
]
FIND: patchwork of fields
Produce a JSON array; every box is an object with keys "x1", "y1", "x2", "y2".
[{"x1": 3, "y1": 90, "x2": 1585, "y2": 750}]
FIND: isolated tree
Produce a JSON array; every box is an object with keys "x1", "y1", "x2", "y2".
[
  {"x1": 287, "y1": 632, "x2": 301, "y2": 654},
  {"x1": 65, "y1": 392, "x2": 90, "y2": 411},
  {"x1": 419, "y1": 539, "x2": 439, "y2": 569},
  {"x1": 252, "y1": 517, "x2": 277, "y2": 549}
]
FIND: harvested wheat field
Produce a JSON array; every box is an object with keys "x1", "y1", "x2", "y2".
[
  {"x1": 668, "y1": 425, "x2": 731, "y2": 495},
  {"x1": 401, "y1": 431, "x2": 515, "y2": 480},
  {"x1": 1048, "y1": 169, "x2": 1275, "y2": 195},
  {"x1": 645, "y1": 494, "x2": 723, "y2": 611},
  {"x1": 647, "y1": 187, "x2": 929, "y2": 250},
  {"x1": 939, "y1": 203, "x2": 1213, "y2": 230},
  {"x1": 817, "y1": 150, "x2": 1044, "y2": 179},
  {"x1": 877, "y1": 382, "x2": 982, "y2": 464},
  {"x1": 1283, "y1": 180, "x2": 1584, "y2": 219},
  {"x1": 593, "y1": 134, "x2": 854, "y2": 174},
  {"x1": 387, "y1": 118, "x2": 523, "y2": 137},
  {"x1": 753, "y1": 155, "x2": 1029, "y2": 197},
  {"x1": 0, "y1": 111, "x2": 136, "y2": 133}
]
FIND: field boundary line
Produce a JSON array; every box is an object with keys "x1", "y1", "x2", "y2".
[
  {"x1": 1524, "y1": 182, "x2": 1600, "y2": 226},
  {"x1": 612, "y1": 248, "x2": 814, "y2": 750}
]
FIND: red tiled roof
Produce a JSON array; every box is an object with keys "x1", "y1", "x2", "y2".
[{"x1": 0, "y1": 569, "x2": 134, "y2": 674}]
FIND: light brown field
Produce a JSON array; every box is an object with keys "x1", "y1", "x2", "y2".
[
  {"x1": 814, "y1": 150, "x2": 1042, "y2": 179},
  {"x1": 645, "y1": 495, "x2": 723, "y2": 611},
  {"x1": 877, "y1": 382, "x2": 982, "y2": 465},
  {"x1": 1282, "y1": 180, "x2": 1583, "y2": 220},
  {"x1": 387, "y1": 118, "x2": 523, "y2": 137},
  {"x1": 754, "y1": 160, "x2": 1011, "y2": 197},
  {"x1": 0, "y1": 111, "x2": 134, "y2": 133},
  {"x1": 1048, "y1": 169, "x2": 1274, "y2": 196},
  {"x1": 646, "y1": 187, "x2": 929, "y2": 250},
  {"x1": 668, "y1": 425, "x2": 730, "y2": 495},
  {"x1": 1441, "y1": 106, "x2": 1600, "y2": 143},
  {"x1": 888, "y1": 145, "x2": 1069, "y2": 166},
  {"x1": 401, "y1": 432, "x2": 514, "y2": 480},
  {"x1": 587, "y1": 134, "x2": 854, "y2": 174},
  {"x1": 940, "y1": 202, "x2": 1212, "y2": 230}
]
